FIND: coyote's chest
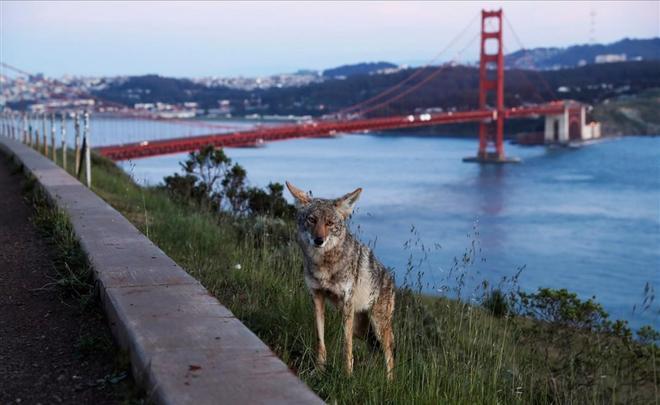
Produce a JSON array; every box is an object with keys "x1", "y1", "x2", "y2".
[
  {"x1": 304, "y1": 258, "x2": 376, "y2": 312},
  {"x1": 304, "y1": 265, "x2": 351, "y2": 299}
]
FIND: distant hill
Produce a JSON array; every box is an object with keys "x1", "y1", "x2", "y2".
[
  {"x1": 505, "y1": 37, "x2": 660, "y2": 70},
  {"x1": 322, "y1": 61, "x2": 398, "y2": 78},
  {"x1": 91, "y1": 61, "x2": 660, "y2": 119},
  {"x1": 94, "y1": 74, "x2": 246, "y2": 108}
]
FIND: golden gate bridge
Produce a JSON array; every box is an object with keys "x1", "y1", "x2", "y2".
[{"x1": 2, "y1": 10, "x2": 594, "y2": 164}]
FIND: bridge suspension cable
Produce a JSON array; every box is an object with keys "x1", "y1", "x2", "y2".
[
  {"x1": 503, "y1": 15, "x2": 558, "y2": 101},
  {"x1": 333, "y1": 12, "x2": 481, "y2": 116},
  {"x1": 500, "y1": 43, "x2": 547, "y2": 105},
  {"x1": 351, "y1": 31, "x2": 481, "y2": 117},
  {"x1": 0, "y1": 62, "x2": 32, "y2": 77}
]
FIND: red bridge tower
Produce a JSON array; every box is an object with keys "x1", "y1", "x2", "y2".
[{"x1": 464, "y1": 9, "x2": 520, "y2": 163}]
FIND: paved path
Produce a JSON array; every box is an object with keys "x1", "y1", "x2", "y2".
[{"x1": 0, "y1": 156, "x2": 133, "y2": 404}]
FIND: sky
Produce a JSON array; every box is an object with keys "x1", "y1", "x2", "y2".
[{"x1": 1, "y1": 1, "x2": 658, "y2": 78}]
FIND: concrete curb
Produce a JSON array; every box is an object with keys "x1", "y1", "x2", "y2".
[{"x1": 0, "y1": 137, "x2": 324, "y2": 405}]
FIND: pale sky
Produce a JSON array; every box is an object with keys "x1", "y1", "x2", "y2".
[{"x1": 1, "y1": 1, "x2": 658, "y2": 78}]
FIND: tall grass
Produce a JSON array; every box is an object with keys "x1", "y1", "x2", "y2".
[{"x1": 44, "y1": 150, "x2": 658, "y2": 404}]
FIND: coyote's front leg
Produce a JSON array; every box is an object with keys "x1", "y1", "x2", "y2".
[
  {"x1": 312, "y1": 290, "x2": 326, "y2": 369},
  {"x1": 342, "y1": 301, "x2": 355, "y2": 376}
]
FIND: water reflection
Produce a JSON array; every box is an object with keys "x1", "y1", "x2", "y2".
[{"x1": 475, "y1": 164, "x2": 506, "y2": 216}]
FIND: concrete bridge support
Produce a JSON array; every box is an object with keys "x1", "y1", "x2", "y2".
[{"x1": 544, "y1": 105, "x2": 586, "y2": 144}]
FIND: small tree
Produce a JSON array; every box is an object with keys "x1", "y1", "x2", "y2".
[
  {"x1": 221, "y1": 163, "x2": 249, "y2": 213},
  {"x1": 181, "y1": 145, "x2": 232, "y2": 196},
  {"x1": 163, "y1": 145, "x2": 232, "y2": 211}
]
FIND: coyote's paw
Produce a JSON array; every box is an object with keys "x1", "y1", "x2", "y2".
[{"x1": 316, "y1": 348, "x2": 327, "y2": 371}]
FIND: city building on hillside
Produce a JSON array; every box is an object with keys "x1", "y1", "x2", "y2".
[{"x1": 595, "y1": 54, "x2": 627, "y2": 63}]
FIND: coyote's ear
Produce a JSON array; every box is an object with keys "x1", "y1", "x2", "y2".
[
  {"x1": 334, "y1": 187, "x2": 362, "y2": 219},
  {"x1": 286, "y1": 181, "x2": 311, "y2": 206}
]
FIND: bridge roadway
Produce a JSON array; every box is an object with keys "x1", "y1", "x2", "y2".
[{"x1": 97, "y1": 103, "x2": 565, "y2": 161}]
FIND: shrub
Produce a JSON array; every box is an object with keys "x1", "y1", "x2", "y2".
[
  {"x1": 162, "y1": 144, "x2": 294, "y2": 218},
  {"x1": 517, "y1": 288, "x2": 610, "y2": 330},
  {"x1": 482, "y1": 289, "x2": 511, "y2": 318},
  {"x1": 637, "y1": 325, "x2": 660, "y2": 346},
  {"x1": 163, "y1": 172, "x2": 216, "y2": 210},
  {"x1": 246, "y1": 182, "x2": 295, "y2": 219}
]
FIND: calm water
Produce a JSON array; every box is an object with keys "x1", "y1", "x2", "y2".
[{"x1": 94, "y1": 119, "x2": 659, "y2": 331}]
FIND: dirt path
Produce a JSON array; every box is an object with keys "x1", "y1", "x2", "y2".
[{"x1": 0, "y1": 156, "x2": 136, "y2": 404}]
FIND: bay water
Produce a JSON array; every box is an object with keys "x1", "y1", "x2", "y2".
[{"x1": 86, "y1": 118, "x2": 659, "y2": 331}]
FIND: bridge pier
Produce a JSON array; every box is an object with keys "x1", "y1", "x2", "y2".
[
  {"x1": 543, "y1": 104, "x2": 601, "y2": 144},
  {"x1": 544, "y1": 110, "x2": 570, "y2": 144},
  {"x1": 544, "y1": 104, "x2": 585, "y2": 144},
  {"x1": 463, "y1": 151, "x2": 521, "y2": 164}
]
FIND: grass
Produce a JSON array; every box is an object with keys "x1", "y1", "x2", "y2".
[{"x1": 22, "y1": 145, "x2": 659, "y2": 404}]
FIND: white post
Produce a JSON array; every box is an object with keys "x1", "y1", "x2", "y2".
[
  {"x1": 61, "y1": 113, "x2": 67, "y2": 171},
  {"x1": 22, "y1": 113, "x2": 28, "y2": 144},
  {"x1": 15, "y1": 114, "x2": 20, "y2": 140},
  {"x1": 9, "y1": 113, "x2": 14, "y2": 139},
  {"x1": 27, "y1": 115, "x2": 33, "y2": 146},
  {"x1": 14, "y1": 113, "x2": 19, "y2": 140},
  {"x1": 74, "y1": 112, "x2": 81, "y2": 175},
  {"x1": 11, "y1": 113, "x2": 16, "y2": 140},
  {"x1": 42, "y1": 113, "x2": 48, "y2": 155},
  {"x1": 9, "y1": 113, "x2": 13, "y2": 138},
  {"x1": 35, "y1": 115, "x2": 40, "y2": 150},
  {"x1": 84, "y1": 111, "x2": 91, "y2": 188},
  {"x1": 50, "y1": 113, "x2": 57, "y2": 162}
]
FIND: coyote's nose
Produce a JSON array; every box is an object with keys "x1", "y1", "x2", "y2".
[{"x1": 313, "y1": 237, "x2": 324, "y2": 246}]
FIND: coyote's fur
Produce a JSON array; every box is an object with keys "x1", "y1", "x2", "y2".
[{"x1": 286, "y1": 182, "x2": 395, "y2": 380}]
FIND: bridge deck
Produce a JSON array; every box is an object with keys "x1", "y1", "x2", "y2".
[{"x1": 97, "y1": 104, "x2": 566, "y2": 161}]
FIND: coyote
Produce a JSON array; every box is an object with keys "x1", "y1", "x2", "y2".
[{"x1": 286, "y1": 182, "x2": 395, "y2": 380}]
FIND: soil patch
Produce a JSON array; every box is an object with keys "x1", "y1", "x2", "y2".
[{"x1": 0, "y1": 156, "x2": 139, "y2": 404}]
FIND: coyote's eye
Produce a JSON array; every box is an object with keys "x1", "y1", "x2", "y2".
[
  {"x1": 326, "y1": 220, "x2": 335, "y2": 227},
  {"x1": 307, "y1": 216, "x2": 317, "y2": 224}
]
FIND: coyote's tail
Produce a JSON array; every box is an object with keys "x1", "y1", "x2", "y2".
[{"x1": 354, "y1": 312, "x2": 381, "y2": 351}]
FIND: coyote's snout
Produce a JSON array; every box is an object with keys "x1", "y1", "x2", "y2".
[{"x1": 286, "y1": 181, "x2": 396, "y2": 380}]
